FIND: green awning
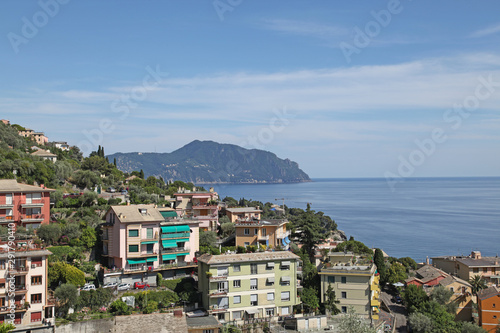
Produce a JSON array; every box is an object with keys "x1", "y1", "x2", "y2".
[
  {"x1": 162, "y1": 254, "x2": 177, "y2": 261},
  {"x1": 162, "y1": 240, "x2": 178, "y2": 248},
  {"x1": 127, "y1": 258, "x2": 146, "y2": 264},
  {"x1": 146, "y1": 257, "x2": 158, "y2": 262},
  {"x1": 161, "y1": 226, "x2": 177, "y2": 233},
  {"x1": 176, "y1": 238, "x2": 190, "y2": 243},
  {"x1": 161, "y1": 211, "x2": 177, "y2": 218},
  {"x1": 175, "y1": 225, "x2": 190, "y2": 232},
  {"x1": 161, "y1": 225, "x2": 190, "y2": 233},
  {"x1": 141, "y1": 240, "x2": 158, "y2": 244},
  {"x1": 176, "y1": 252, "x2": 189, "y2": 257}
]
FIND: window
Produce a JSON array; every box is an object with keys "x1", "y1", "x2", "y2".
[
  {"x1": 146, "y1": 244, "x2": 154, "y2": 254},
  {"x1": 250, "y1": 294, "x2": 258, "y2": 306},
  {"x1": 203, "y1": 330, "x2": 214, "y2": 333},
  {"x1": 0, "y1": 298, "x2": 5, "y2": 307},
  {"x1": 31, "y1": 293, "x2": 42, "y2": 304},
  {"x1": 281, "y1": 306, "x2": 289, "y2": 315},
  {"x1": 0, "y1": 260, "x2": 5, "y2": 269},
  {"x1": 341, "y1": 276, "x2": 347, "y2": 284},
  {"x1": 233, "y1": 295, "x2": 241, "y2": 304},
  {"x1": 266, "y1": 277, "x2": 275, "y2": 286},
  {"x1": 128, "y1": 245, "x2": 139, "y2": 253},
  {"x1": 244, "y1": 228, "x2": 250, "y2": 235},
  {"x1": 266, "y1": 262, "x2": 274, "y2": 270},
  {"x1": 473, "y1": 268, "x2": 479, "y2": 273},
  {"x1": 233, "y1": 280, "x2": 241, "y2": 288},
  {"x1": 281, "y1": 276, "x2": 291, "y2": 286},
  {"x1": 328, "y1": 276, "x2": 335, "y2": 283},
  {"x1": 31, "y1": 276, "x2": 42, "y2": 285},
  {"x1": 280, "y1": 261, "x2": 290, "y2": 270},
  {"x1": 341, "y1": 292, "x2": 347, "y2": 299},
  {"x1": 147, "y1": 228, "x2": 153, "y2": 239},
  {"x1": 267, "y1": 293, "x2": 274, "y2": 301},
  {"x1": 341, "y1": 306, "x2": 347, "y2": 313},
  {"x1": 233, "y1": 264, "x2": 240, "y2": 272},
  {"x1": 129, "y1": 229, "x2": 139, "y2": 237},
  {"x1": 266, "y1": 308, "x2": 274, "y2": 317},
  {"x1": 251, "y1": 264, "x2": 257, "y2": 274},
  {"x1": 244, "y1": 242, "x2": 250, "y2": 246},
  {"x1": 31, "y1": 311, "x2": 42, "y2": 323},
  {"x1": 281, "y1": 291, "x2": 290, "y2": 301},
  {"x1": 262, "y1": 228, "x2": 266, "y2": 236},
  {"x1": 493, "y1": 303, "x2": 496, "y2": 308},
  {"x1": 233, "y1": 311, "x2": 242, "y2": 320},
  {"x1": 31, "y1": 257, "x2": 42, "y2": 267},
  {"x1": 218, "y1": 281, "x2": 228, "y2": 292},
  {"x1": 254, "y1": 228, "x2": 258, "y2": 235},
  {"x1": 5, "y1": 194, "x2": 12, "y2": 205},
  {"x1": 5, "y1": 209, "x2": 12, "y2": 218},
  {"x1": 251, "y1": 279, "x2": 258, "y2": 290},
  {"x1": 218, "y1": 297, "x2": 229, "y2": 309}
]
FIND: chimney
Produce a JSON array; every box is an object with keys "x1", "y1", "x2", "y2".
[{"x1": 426, "y1": 256, "x2": 430, "y2": 265}]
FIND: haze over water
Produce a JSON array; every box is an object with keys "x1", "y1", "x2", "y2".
[{"x1": 213, "y1": 177, "x2": 500, "y2": 262}]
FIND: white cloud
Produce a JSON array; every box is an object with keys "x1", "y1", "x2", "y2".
[{"x1": 469, "y1": 23, "x2": 500, "y2": 38}]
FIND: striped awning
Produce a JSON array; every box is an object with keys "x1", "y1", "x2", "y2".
[
  {"x1": 141, "y1": 240, "x2": 158, "y2": 244},
  {"x1": 145, "y1": 257, "x2": 158, "y2": 262},
  {"x1": 162, "y1": 254, "x2": 176, "y2": 261},
  {"x1": 127, "y1": 258, "x2": 146, "y2": 264},
  {"x1": 161, "y1": 225, "x2": 190, "y2": 233},
  {"x1": 176, "y1": 252, "x2": 189, "y2": 257},
  {"x1": 162, "y1": 240, "x2": 177, "y2": 248}
]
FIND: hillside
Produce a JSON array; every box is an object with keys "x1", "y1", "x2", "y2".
[{"x1": 108, "y1": 140, "x2": 311, "y2": 184}]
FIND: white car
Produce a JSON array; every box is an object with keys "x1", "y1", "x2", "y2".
[
  {"x1": 103, "y1": 282, "x2": 118, "y2": 289},
  {"x1": 117, "y1": 283, "x2": 131, "y2": 291},
  {"x1": 80, "y1": 284, "x2": 96, "y2": 291}
]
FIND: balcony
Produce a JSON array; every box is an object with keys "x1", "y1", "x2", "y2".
[
  {"x1": 14, "y1": 284, "x2": 28, "y2": 294},
  {"x1": 0, "y1": 216, "x2": 14, "y2": 223},
  {"x1": 209, "y1": 289, "x2": 229, "y2": 297},
  {"x1": 162, "y1": 247, "x2": 189, "y2": 254},
  {"x1": 277, "y1": 231, "x2": 290, "y2": 239},
  {"x1": 21, "y1": 214, "x2": 44, "y2": 222},
  {"x1": 10, "y1": 266, "x2": 29, "y2": 275},
  {"x1": 0, "y1": 203, "x2": 14, "y2": 209},
  {"x1": 0, "y1": 304, "x2": 27, "y2": 314},
  {"x1": 20, "y1": 200, "x2": 44, "y2": 208},
  {"x1": 192, "y1": 203, "x2": 218, "y2": 210},
  {"x1": 162, "y1": 232, "x2": 190, "y2": 239},
  {"x1": 210, "y1": 305, "x2": 229, "y2": 313},
  {"x1": 370, "y1": 299, "x2": 380, "y2": 307},
  {"x1": 258, "y1": 234, "x2": 269, "y2": 241},
  {"x1": 210, "y1": 272, "x2": 229, "y2": 281},
  {"x1": 195, "y1": 214, "x2": 218, "y2": 221}
]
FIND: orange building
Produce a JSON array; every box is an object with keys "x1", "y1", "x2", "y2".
[
  {"x1": 0, "y1": 180, "x2": 54, "y2": 228},
  {"x1": 226, "y1": 207, "x2": 262, "y2": 223},
  {"x1": 477, "y1": 286, "x2": 500, "y2": 332},
  {"x1": 234, "y1": 219, "x2": 290, "y2": 249}
]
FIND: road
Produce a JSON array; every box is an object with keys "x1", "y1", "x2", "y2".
[{"x1": 380, "y1": 291, "x2": 408, "y2": 333}]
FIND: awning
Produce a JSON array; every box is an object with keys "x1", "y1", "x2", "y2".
[
  {"x1": 162, "y1": 240, "x2": 178, "y2": 248},
  {"x1": 127, "y1": 258, "x2": 146, "y2": 264},
  {"x1": 141, "y1": 240, "x2": 158, "y2": 244},
  {"x1": 161, "y1": 211, "x2": 177, "y2": 218},
  {"x1": 161, "y1": 225, "x2": 190, "y2": 233},
  {"x1": 281, "y1": 261, "x2": 290, "y2": 266},
  {"x1": 284, "y1": 236, "x2": 290, "y2": 244},
  {"x1": 267, "y1": 262, "x2": 275, "y2": 268},
  {"x1": 175, "y1": 225, "x2": 190, "y2": 232},
  {"x1": 267, "y1": 277, "x2": 275, "y2": 283},
  {"x1": 145, "y1": 257, "x2": 158, "y2": 262},
  {"x1": 161, "y1": 226, "x2": 177, "y2": 233},
  {"x1": 162, "y1": 254, "x2": 177, "y2": 261},
  {"x1": 245, "y1": 308, "x2": 259, "y2": 314},
  {"x1": 281, "y1": 276, "x2": 291, "y2": 282},
  {"x1": 176, "y1": 252, "x2": 189, "y2": 257},
  {"x1": 176, "y1": 238, "x2": 190, "y2": 243}
]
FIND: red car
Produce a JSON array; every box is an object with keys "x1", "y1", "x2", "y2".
[{"x1": 134, "y1": 282, "x2": 150, "y2": 289}]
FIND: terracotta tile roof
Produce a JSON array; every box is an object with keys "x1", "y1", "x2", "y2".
[
  {"x1": 0, "y1": 179, "x2": 54, "y2": 193},
  {"x1": 477, "y1": 285, "x2": 500, "y2": 301},
  {"x1": 109, "y1": 204, "x2": 164, "y2": 223}
]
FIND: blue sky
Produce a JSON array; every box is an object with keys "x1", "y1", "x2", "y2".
[{"x1": 1, "y1": 1, "x2": 500, "y2": 178}]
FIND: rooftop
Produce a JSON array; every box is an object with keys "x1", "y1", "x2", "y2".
[
  {"x1": 234, "y1": 218, "x2": 287, "y2": 226},
  {"x1": 477, "y1": 285, "x2": 500, "y2": 301},
  {"x1": 0, "y1": 179, "x2": 55, "y2": 193},
  {"x1": 197, "y1": 251, "x2": 299, "y2": 265},
  {"x1": 414, "y1": 265, "x2": 447, "y2": 283},
  {"x1": 109, "y1": 204, "x2": 164, "y2": 223},
  {"x1": 432, "y1": 255, "x2": 500, "y2": 268},
  {"x1": 226, "y1": 207, "x2": 263, "y2": 213},
  {"x1": 31, "y1": 150, "x2": 57, "y2": 157},
  {"x1": 186, "y1": 316, "x2": 221, "y2": 329}
]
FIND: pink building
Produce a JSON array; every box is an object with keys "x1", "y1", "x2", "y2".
[
  {"x1": 0, "y1": 180, "x2": 54, "y2": 229},
  {"x1": 174, "y1": 189, "x2": 219, "y2": 231}
]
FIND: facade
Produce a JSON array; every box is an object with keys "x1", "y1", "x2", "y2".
[
  {"x1": 234, "y1": 219, "x2": 290, "y2": 250},
  {"x1": 0, "y1": 244, "x2": 53, "y2": 327},
  {"x1": 225, "y1": 207, "x2": 262, "y2": 223},
  {"x1": 18, "y1": 129, "x2": 48, "y2": 146},
  {"x1": 1, "y1": 120, "x2": 9, "y2": 125},
  {"x1": 0, "y1": 180, "x2": 54, "y2": 228},
  {"x1": 477, "y1": 286, "x2": 500, "y2": 332},
  {"x1": 101, "y1": 205, "x2": 198, "y2": 285},
  {"x1": 438, "y1": 275, "x2": 473, "y2": 321},
  {"x1": 319, "y1": 252, "x2": 380, "y2": 321},
  {"x1": 186, "y1": 316, "x2": 222, "y2": 333},
  {"x1": 197, "y1": 252, "x2": 301, "y2": 323},
  {"x1": 174, "y1": 189, "x2": 219, "y2": 231},
  {"x1": 405, "y1": 265, "x2": 448, "y2": 287},
  {"x1": 30, "y1": 150, "x2": 57, "y2": 163},
  {"x1": 432, "y1": 251, "x2": 500, "y2": 285},
  {"x1": 53, "y1": 142, "x2": 70, "y2": 151}
]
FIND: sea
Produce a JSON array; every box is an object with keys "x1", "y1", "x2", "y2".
[{"x1": 211, "y1": 177, "x2": 500, "y2": 263}]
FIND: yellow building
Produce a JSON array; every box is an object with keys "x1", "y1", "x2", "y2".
[
  {"x1": 234, "y1": 219, "x2": 290, "y2": 250},
  {"x1": 226, "y1": 207, "x2": 262, "y2": 223}
]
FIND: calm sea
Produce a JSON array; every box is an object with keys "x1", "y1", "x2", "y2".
[{"x1": 212, "y1": 177, "x2": 500, "y2": 262}]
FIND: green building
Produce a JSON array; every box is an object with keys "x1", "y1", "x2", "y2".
[{"x1": 197, "y1": 251, "x2": 301, "y2": 323}]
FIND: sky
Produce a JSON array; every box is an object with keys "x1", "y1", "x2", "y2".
[{"x1": 1, "y1": 1, "x2": 500, "y2": 178}]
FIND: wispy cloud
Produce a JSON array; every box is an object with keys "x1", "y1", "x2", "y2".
[
  {"x1": 469, "y1": 23, "x2": 500, "y2": 38},
  {"x1": 260, "y1": 19, "x2": 348, "y2": 40}
]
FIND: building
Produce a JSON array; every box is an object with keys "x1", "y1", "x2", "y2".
[
  {"x1": 225, "y1": 207, "x2": 262, "y2": 223},
  {"x1": 0, "y1": 180, "x2": 54, "y2": 228},
  {"x1": 1, "y1": 120, "x2": 9, "y2": 125},
  {"x1": 174, "y1": 189, "x2": 219, "y2": 231},
  {"x1": 53, "y1": 142, "x2": 70, "y2": 151},
  {"x1": 319, "y1": 252, "x2": 380, "y2": 321},
  {"x1": 477, "y1": 286, "x2": 500, "y2": 332},
  {"x1": 197, "y1": 251, "x2": 301, "y2": 323},
  {"x1": 432, "y1": 251, "x2": 500, "y2": 285},
  {"x1": 101, "y1": 204, "x2": 199, "y2": 285},
  {"x1": 0, "y1": 242, "x2": 53, "y2": 327},
  {"x1": 186, "y1": 316, "x2": 222, "y2": 333},
  {"x1": 234, "y1": 219, "x2": 291, "y2": 250},
  {"x1": 405, "y1": 265, "x2": 448, "y2": 287},
  {"x1": 18, "y1": 129, "x2": 48, "y2": 146},
  {"x1": 30, "y1": 150, "x2": 57, "y2": 163}
]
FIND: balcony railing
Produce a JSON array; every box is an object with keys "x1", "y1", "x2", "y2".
[
  {"x1": 21, "y1": 214, "x2": 44, "y2": 222},
  {"x1": 0, "y1": 216, "x2": 14, "y2": 222},
  {"x1": 103, "y1": 261, "x2": 196, "y2": 274},
  {"x1": 276, "y1": 231, "x2": 290, "y2": 239},
  {"x1": 162, "y1": 232, "x2": 190, "y2": 239},
  {"x1": 195, "y1": 215, "x2": 218, "y2": 220},
  {"x1": 10, "y1": 266, "x2": 29, "y2": 274},
  {"x1": 162, "y1": 247, "x2": 189, "y2": 254},
  {"x1": 209, "y1": 289, "x2": 229, "y2": 296},
  {"x1": 192, "y1": 203, "x2": 218, "y2": 209},
  {"x1": 0, "y1": 304, "x2": 27, "y2": 313},
  {"x1": 258, "y1": 235, "x2": 269, "y2": 241},
  {"x1": 0, "y1": 203, "x2": 14, "y2": 208}
]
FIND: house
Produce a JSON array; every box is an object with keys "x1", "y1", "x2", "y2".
[
  {"x1": 101, "y1": 205, "x2": 199, "y2": 285},
  {"x1": 438, "y1": 274, "x2": 474, "y2": 321},
  {"x1": 18, "y1": 129, "x2": 48, "y2": 146},
  {"x1": 197, "y1": 251, "x2": 301, "y2": 323},
  {"x1": 174, "y1": 188, "x2": 219, "y2": 231},
  {"x1": 319, "y1": 252, "x2": 380, "y2": 321},
  {"x1": 0, "y1": 180, "x2": 54, "y2": 228},
  {"x1": 53, "y1": 141, "x2": 70, "y2": 151},
  {"x1": 432, "y1": 251, "x2": 500, "y2": 285},
  {"x1": 0, "y1": 242, "x2": 54, "y2": 327},
  {"x1": 234, "y1": 219, "x2": 291, "y2": 250},
  {"x1": 1, "y1": 120, "x2": 9, "y2": 125},
  {"x1": 30, "y1": 150, "x2": 57, "y2": 163},
  {"x1": 186, "y1": 315, "x2": 222, "y2": 333},
  {"x1": 225, "y1": 207, "x2": 262, "y2": 223},
  {"x1": 477, "y1": 286, "x2": 500, "y2": 332},
  {"x1": 405, "y1": 265, "x2": 448, "y2": 287}
]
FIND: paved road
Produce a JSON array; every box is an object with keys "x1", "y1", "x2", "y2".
[{"x1": 380, "y1": 291, "x2": 408, "y2": 333}]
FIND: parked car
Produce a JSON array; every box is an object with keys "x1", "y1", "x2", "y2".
[
  {"x1": 134, "y1": 282, "x2": 150, "y2": 289},
  {"x1": 120, "y1": 189, "x2": 128, "y2": 195},
  {"x1": 117, "y1": 283, "x2": 131, "y2": 291},
  {"x1": 395, "y1": 295, "x2": 402, "y2": 304},
  {"x1": 103, "y1": 282, "x2": 118, "y2": 289},
  {"x1": 80, "y1": 284, "x2": 96, "y2": 291},
  {"x1": 107, "y1": 187, "x2": 116, "y2": 193}
]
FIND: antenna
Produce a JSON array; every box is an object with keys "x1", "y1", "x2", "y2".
[{"x1": 275, "y1": 198, "x2": 287, "y2": 216}]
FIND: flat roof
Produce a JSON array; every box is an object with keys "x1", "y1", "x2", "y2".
[
  {"x1": 186, "y1": 316, "x2": 221, "y2": 328},
  {"x1": 226, "y1": 207, "x2": 263, "y2": 213},
  {"x1": 198, "y1": 251, "x2": 299, "y2": 265}
]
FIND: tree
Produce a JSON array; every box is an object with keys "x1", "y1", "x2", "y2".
[
  {"x1": 54, "y1": 283, "x2": 78, "y2": 317},
  {"x1": 386, "y1": 262, "x2": 407, "y2": 285},
  {"x1": 199, "y1": 231, "x2": 217, "y2": 248},
  {"x1": 37, "y1": 223, "x2": 62, "y2": 245},
  {"x1": 293, "y1": 204, "x2": 324, "y2": 259},
  {"x1": 109, "y1": 299, "x2": 131, "y2": 315},
  {"x1": 408, "y1": 312, "x2": 434, "y2": 333},
  {"x1": 71, "y1": 170, "x2": 100, "y2": 189},
  {"x1": 49, "y1": 262, "x2": 85, "y2": 288},
  {"x1": 430, "y1": 285, "x2": 457, "y2": 314},
  {"x1": 459, "y1": 322, "x2": 487, "y2": 333},
  {"x1": 81, "y1": 227, "x2": 97, "y2": 249},
  {"x1": 419, "y1": 300, "x2": 458, "y2": 332},
  {"x1": 334, "y1": 238, "x2": 372, "y2": 256},
  {"x1": 220, "y1": 222, "x2": 235, "y2": 238},
  {"x1": 337, "y1": 307, "x2": 376, "y2": 333},
  {"x1": 139, "y1": 169, "x2": 144, "y2": 179},
  {"x1": 77, "y1": 288, "x2": 113, "y2": 311},
  {"x1": 373, "y1": 248, "x2": 387, "y2": 284},
  {"x1": 324, "y1": 284, "x2": 340, "y2": 315},
  {"x1": 402, "y1": 284, "x2": 428, "y2": 313},
  {"x1": 301, "y1": 287, "x2": 319, "y2": 313},
  {"x1": 0, "y1": 322, "x2": 16, "y2": 333},
  {"x1": 469, "y1": 275, "x2": 487, "y2": 296}
]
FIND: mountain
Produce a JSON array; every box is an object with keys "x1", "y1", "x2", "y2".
[{"x1": 107, "y1": 140, "x2": 311, "y2": 184}]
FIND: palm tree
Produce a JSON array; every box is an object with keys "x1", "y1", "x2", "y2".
[{"x1": 469, "y1": 275, "x2": 487, "y2": 295}]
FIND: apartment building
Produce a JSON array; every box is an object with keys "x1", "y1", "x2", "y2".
[
  {"x1": 18, "y1": 129, "x2": 48, "y2": 146},
  {"x1": 319, "y1": 252, "x2": 380, "y2": 321},
  {"x1": 0, "y1": 180, "x2": 54, "y2": 229},
  {"x1": 234, "y1": 219, "x2": 291, "y2": 250},
  {"x1": 477, "y1": 286, "x2": 500, "y2": 333},
  {"x1": 197, "y1": 251, "x2": 301, "y2": 323},
  {"x1": 0, "y1": 243, "x2": 53, "y2": 327},
  {"x1": 225, "y1": 207, "x2": 262, "y2": 223},
  {"x1": 101, "y1": 205, "x2": 199, "y2": 285},
  {"x1": 432, "y1": 251, "x2": 500, "y2": 285},
  {"x1": 174, "y1": 189, "x2": 219, "y2": 231}
]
